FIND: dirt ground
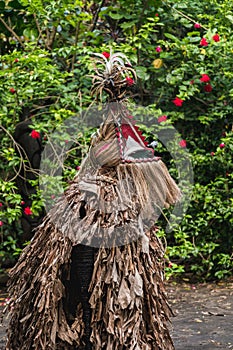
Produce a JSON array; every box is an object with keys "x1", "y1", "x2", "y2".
[
  {"x1": 0, "y1": 279, "x2": 233, "y2": 349},
  {"x1": 167, "y1": 279, "x2": 233, "y2": 349}
]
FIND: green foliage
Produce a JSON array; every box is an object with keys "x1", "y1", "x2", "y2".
[{"x1": 0, "y1": 0, "x2": 232, "y2": 280}]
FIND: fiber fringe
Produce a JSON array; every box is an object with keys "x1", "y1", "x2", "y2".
[
  {"x1": 89, "y1": 228, "x2": 174, "y2": 350},
  {"x1": 5, "y1": 102, "x2": 180, "y2": 349},
  {"x1": 6, "y1": 218, "x2": 84, "y2": 350},
  {"x1": 6, "y1": 173, "x2": 176, "y2": 349}
]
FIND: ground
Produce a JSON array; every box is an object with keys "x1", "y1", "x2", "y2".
[
  {"x1": 167, "y1": 279, "x2": 233, "y2": 349},
  {"x1": 0, "y1": 278, "x2": 233, "y2": 349}
]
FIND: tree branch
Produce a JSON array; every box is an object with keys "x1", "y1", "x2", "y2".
[
  {"x1": 0, "y1": 17, "x2": 25, "y2": 48},
  {"x1": 91, "y1": 0, "x2": 105, "y2": 32},
  {"x1": 46, "y1": 26, "x2": 57, "y2": 50},
  {"x1": 33, "y1": 13, "x2": 47, "y2": 49}
]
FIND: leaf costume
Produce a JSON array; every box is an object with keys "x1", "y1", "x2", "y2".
[{"x1": 6, "y1": 52, "x2": 180, "y2": 350}]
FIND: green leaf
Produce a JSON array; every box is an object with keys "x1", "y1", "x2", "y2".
[
  {"x1": 226, "y1": 14, "x2": 233, "y2": 24},
  {"x1": 108, "y1": 11, "x2": 124, "y2": 20},
  {"x1": 164, "y1": 32, "x2": 181, "y2": 43},
  {"x1": 120, "y1": 21, "x2": 137, "y2": 30},
  {"x1": 136, "y1": 66, "x2": 149, "y2": 80},
  {"x1": 8, "y1": 0, "x2": 24, "y2": 9}
]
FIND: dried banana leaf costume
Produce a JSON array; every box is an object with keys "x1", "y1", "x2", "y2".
[{"x1": 6, "y1": 53, "x2": 180, "y2": 350}]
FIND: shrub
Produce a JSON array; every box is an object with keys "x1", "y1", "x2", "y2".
[{"x1": 0, "y1": 0, "x2": 232, "y2": 280}]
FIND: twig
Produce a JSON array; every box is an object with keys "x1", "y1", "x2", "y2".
[
  {"x1": 91, "y1": 0, "x2": 105, "y2": 32},
  {"x1": 33, "y1": 13, "x2": 47, "y2": 49},
  {"x1": 71, "y1": 21, "x2": 80, "y2": 71},
  {"x1": 46, "y1": 27, "x2": 57, "y2": 50},
  {"x1": 163, "y1": 1, "x2": 208, "y2": 31},
  {"x1": 0, "y1": 124, "x2": 36, "y2": 182},
  {"x1": 45, "y1": 138, "x2": 67, "y2": 175},
  {"x1": 193, "y1": 96, "x2": 212, "y2": 106},
  {"x1": 192, "y1": 236, "x2": 206, "y2": 261},
  {"x1": 0, "y1": 17, "x2": 25, "y2": 48},
  {"x1": 173, "y1": 8, "x2": 208, "y2": 30}
]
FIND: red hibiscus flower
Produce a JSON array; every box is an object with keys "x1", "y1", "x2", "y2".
[
  {"x1": 194, "y1": 23, "x2": 201, "y2": 29},
  {"x1": 200, "y1": 37, "x2": 208, "y2": 46},
  {"x1": 24, "y1": 207, "x2": 33, "y2": 215},
  {"x1": 0, "y1": 221, "x2": 3, "y2": 227},
  {"x1": 204, "y1": 84, "x2": 213, "y2": 92},
  {"x1": 126, "y1": 76, "x2": 134, "y2": 86},
  {"x1": 200, "y1": 74, "x2": 210, "y2": 83},
  {"x1": 158, "y1": 115, "x2": 167, "y2": 123},
  {"x1": 212, "y1": 34, "x2": 220, "y2": 42},
  {"x1": 172, "y1": 97, "x2": 184, "y2": 107},
  {"x1": 9, "y1": 88, "x2": 16, "y2": 94},
  {"x1": 219, "y1": 143, "x2": 225, "y2": 149},
  {"x1": 179, "y1": 139, "x2": 187, "y2": 148},
  {"x1": 210, "y1": 152, "x2": 215, "y2": 156},
  {"x1": 102, "y1": 51, "x2": 110, "y2": 59},
  {"x1": 31, "y1": 130, "x2": 40, "y2": 139},
  {"x1": 156, "y1": 46, "x2": 162, "y2": 53}
]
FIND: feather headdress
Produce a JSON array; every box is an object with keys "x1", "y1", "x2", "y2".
[{"x1": 91, "y1": 50, "x2": 137, "y2": 101}]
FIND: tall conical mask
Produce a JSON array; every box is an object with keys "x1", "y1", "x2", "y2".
[{"x1": 63, "y1": 50, "x2": 181, "y2": 247}]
